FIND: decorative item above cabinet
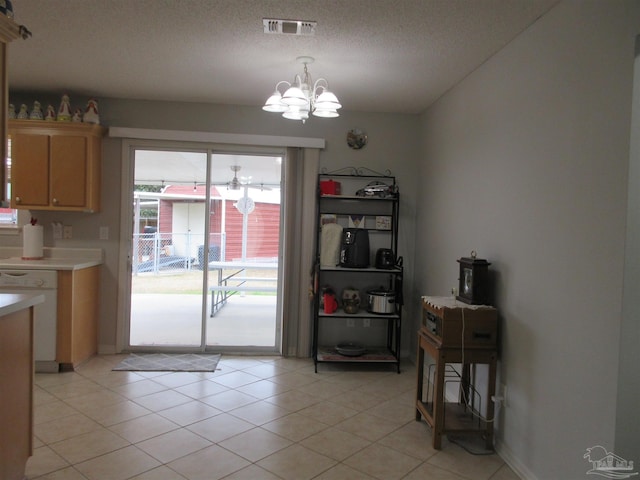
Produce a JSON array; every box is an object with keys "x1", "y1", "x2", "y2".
[{"x1": 9, "y1": 120, "x2": 106, "y2": 212}]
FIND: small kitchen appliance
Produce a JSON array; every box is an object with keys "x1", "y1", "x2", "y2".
[
  {"x1": 375, "y1": 248, "x2": 396, "y2": 269},
  {"x1": 367, "y1": 288, "x2": 396, "y2": 314},
  {"x1": 339, "y1": 228, "x2": 369, "y2": 268}
]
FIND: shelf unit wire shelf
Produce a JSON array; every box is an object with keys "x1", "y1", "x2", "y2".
[
  {"x1": 313, "y1": 170, "x2": 401, "y2": 373},
  {"x1": 423, "y1": 363, "x2": 486, "y2": 430}
]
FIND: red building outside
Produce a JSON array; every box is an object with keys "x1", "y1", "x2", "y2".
[{"x1": 134, "y1": 184, "x2": 280, "y2": 272}]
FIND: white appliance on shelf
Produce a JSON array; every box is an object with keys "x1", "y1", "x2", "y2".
[{"x1": 0, "y1": 270, "x2": 58, "y2": 372}]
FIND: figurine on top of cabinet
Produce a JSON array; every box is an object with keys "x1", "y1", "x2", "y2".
[
  {"x1": 45, "y1": 104, "x2": 56, "y2": 121},
  {"x1": 29, "y1": 101, "x2": 43, "y2": 120},
  {"x1": 17, "y1": 104, "x2": 29, "y2": 119},
  {"x1": 57, "y1": 94, "x2": 72, "y2": 121},
  {"x1": 83, "y1": 98, "x2": 100, "y2": 124},
  {"x1": 0, "y1": 0, "x2": 14, "y2": 19},
  {"x1": 72, "y1": 108, "x2": 83, "y2": 122},
  {"x1": 8, "y1": 103, "x2": 15, "y2": 119}
]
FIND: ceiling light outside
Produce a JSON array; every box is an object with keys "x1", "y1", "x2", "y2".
[{"x1": 262, "y1": 56, "x2": 341, "y2": 123}]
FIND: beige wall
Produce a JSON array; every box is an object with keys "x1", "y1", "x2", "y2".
[
  {"x1": 2, "y1": 98, "x2": 421, "y2": 357},
  {"x1": 416, "y1": 1, "x2": 638, "y2": 477},
  {"x1": 617, "y1": 35, "x2": 640, "y2": 464}
]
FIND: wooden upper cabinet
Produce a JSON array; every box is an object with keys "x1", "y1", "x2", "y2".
[
  {"x1": 9, "y1": 120, "x2": 106, "y2": 212},
  {"x1": 51, "y1": 135, "x2": 89, "y2": 208},
  {"x1": 11, "y1": 133, "x2": 49, "y2": 206}
]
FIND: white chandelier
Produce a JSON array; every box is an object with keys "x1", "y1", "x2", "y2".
[{"x1": 262, "y1": 56, "x2": 341, "y2": 123}]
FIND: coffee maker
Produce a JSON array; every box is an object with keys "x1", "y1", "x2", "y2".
[{"x1": 340, "y1": 229, "x2": 369, "y2": 268}]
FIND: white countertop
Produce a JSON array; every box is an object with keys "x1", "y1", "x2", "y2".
[
  {"x1": 0, "y1": 293, "x2": 45, "y2": 316},
  {"x1": 0, "y1": 247, "x2": 103, "y2": 271},
  {"x1": 0, "y1": 257, "x2": 102, "y2": 270}
]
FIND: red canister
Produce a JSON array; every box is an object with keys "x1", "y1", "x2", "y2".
[{"x1": 320, "y1": 180, "x2": 341, "y2": 195}]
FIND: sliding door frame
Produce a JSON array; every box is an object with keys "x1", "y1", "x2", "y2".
[
  {"x1": 117, "y1": 138, "x2": 288, "y2": 354},
  {"x1": 114, "y1": 130, "x2": 324, "y2": 357}
]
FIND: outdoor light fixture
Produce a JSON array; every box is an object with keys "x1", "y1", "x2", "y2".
[{"x1": 262, "y1": 56, "x2": 341, "y2": 123}]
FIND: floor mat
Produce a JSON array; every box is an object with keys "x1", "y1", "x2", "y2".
[{"x1": 112, "y1": 353, "x2": 221, "y2": 372}]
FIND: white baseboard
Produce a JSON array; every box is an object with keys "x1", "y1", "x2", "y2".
[
  {"x1": 98, "y1": 344, "x2": 118, "y2": 355},
  {"x1": 495, "y1": 439, "x2": 539, "y2": 480}
]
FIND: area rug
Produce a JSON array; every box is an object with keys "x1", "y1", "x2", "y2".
[{"x1": 112, "y1": 353, "x2": 221, "y2": 372}]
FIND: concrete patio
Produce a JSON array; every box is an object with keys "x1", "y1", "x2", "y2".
[{"x1": 129, "y1": 293, "x2": 277, "y2": 349}]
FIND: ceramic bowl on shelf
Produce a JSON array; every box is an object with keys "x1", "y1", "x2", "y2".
[{"x1": 336, "y1": 342, "x2": 366, "y2": 357}]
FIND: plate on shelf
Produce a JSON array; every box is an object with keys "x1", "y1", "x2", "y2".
[{"x1": 336, "y1": 342, "x2": 366, "y2": 357}]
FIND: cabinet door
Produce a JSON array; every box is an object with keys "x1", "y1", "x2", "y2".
[
  {"x1": 11, "y1": 133, "x2": 50, "y2": 207},
  {"x1": 57, "y1": 267, "x2": 99, "y2": 368},
  {"x1": 50, "y1": 135, "x2": 87, "y2": 208}
]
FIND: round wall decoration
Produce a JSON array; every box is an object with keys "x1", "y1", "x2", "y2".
[{"x1": 347, "y1": 128, "x2": 368, "y2": 149}]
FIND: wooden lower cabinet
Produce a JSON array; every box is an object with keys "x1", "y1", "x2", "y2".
[
  {"x1": 0, "y1": 306, "x2": 34, "y2": 480},
  {"x1": 57, "y1": 266, "x2": 100, "y2": 370}
]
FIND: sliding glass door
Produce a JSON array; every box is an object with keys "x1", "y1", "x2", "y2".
[{"x1": 127, "y1": 147, "x2": 282, "y2": 352}]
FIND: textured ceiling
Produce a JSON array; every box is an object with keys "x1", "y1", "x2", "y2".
[{"x1": 7, "y1": 0, "x2": 559, "y2": 115}]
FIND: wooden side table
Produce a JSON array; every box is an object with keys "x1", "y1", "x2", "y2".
[{"x1": 415, "y1": 329, "x2": 497, "y2": 449}]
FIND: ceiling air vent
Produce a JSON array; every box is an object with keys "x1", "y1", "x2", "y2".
[{"x1": 263, "y1": 18, "x2": 317, "y2": 36}]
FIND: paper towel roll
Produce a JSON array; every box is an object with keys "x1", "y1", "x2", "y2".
[{"x1": 22, "y1": 224, "x2": 44, "y2": 260}]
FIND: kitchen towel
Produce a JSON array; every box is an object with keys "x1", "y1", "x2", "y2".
[
  {"x1": 320, "y1": 222, "x2": 343, "y2": 267},
  {"x1": 22, "y1": 224, "x2": 44, "y2": 259}
]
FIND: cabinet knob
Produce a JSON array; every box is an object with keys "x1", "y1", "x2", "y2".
[
  {"x1": 52, "y1": 198, "x2": 59, "y2": 205},
  {"x1": 15, "y1": 196, "x2": 21, "y2": 204}
]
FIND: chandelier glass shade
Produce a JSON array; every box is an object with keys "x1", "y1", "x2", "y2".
[{"x1": 263, "y1": 57, "x2": 341, "y2": 122}]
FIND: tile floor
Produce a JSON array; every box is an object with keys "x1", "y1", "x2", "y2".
[{"x1": 26, "y1": 355, "x2": 519, "y2": 480}]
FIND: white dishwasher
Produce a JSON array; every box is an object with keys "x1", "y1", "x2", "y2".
[{"x1": 0, "y1": 270, "x2": 58, "y2": 372}]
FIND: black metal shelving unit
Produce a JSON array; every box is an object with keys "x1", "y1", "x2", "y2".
[{"x1": 312, "y1": 168, "x2": 402, "y2": 373}]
